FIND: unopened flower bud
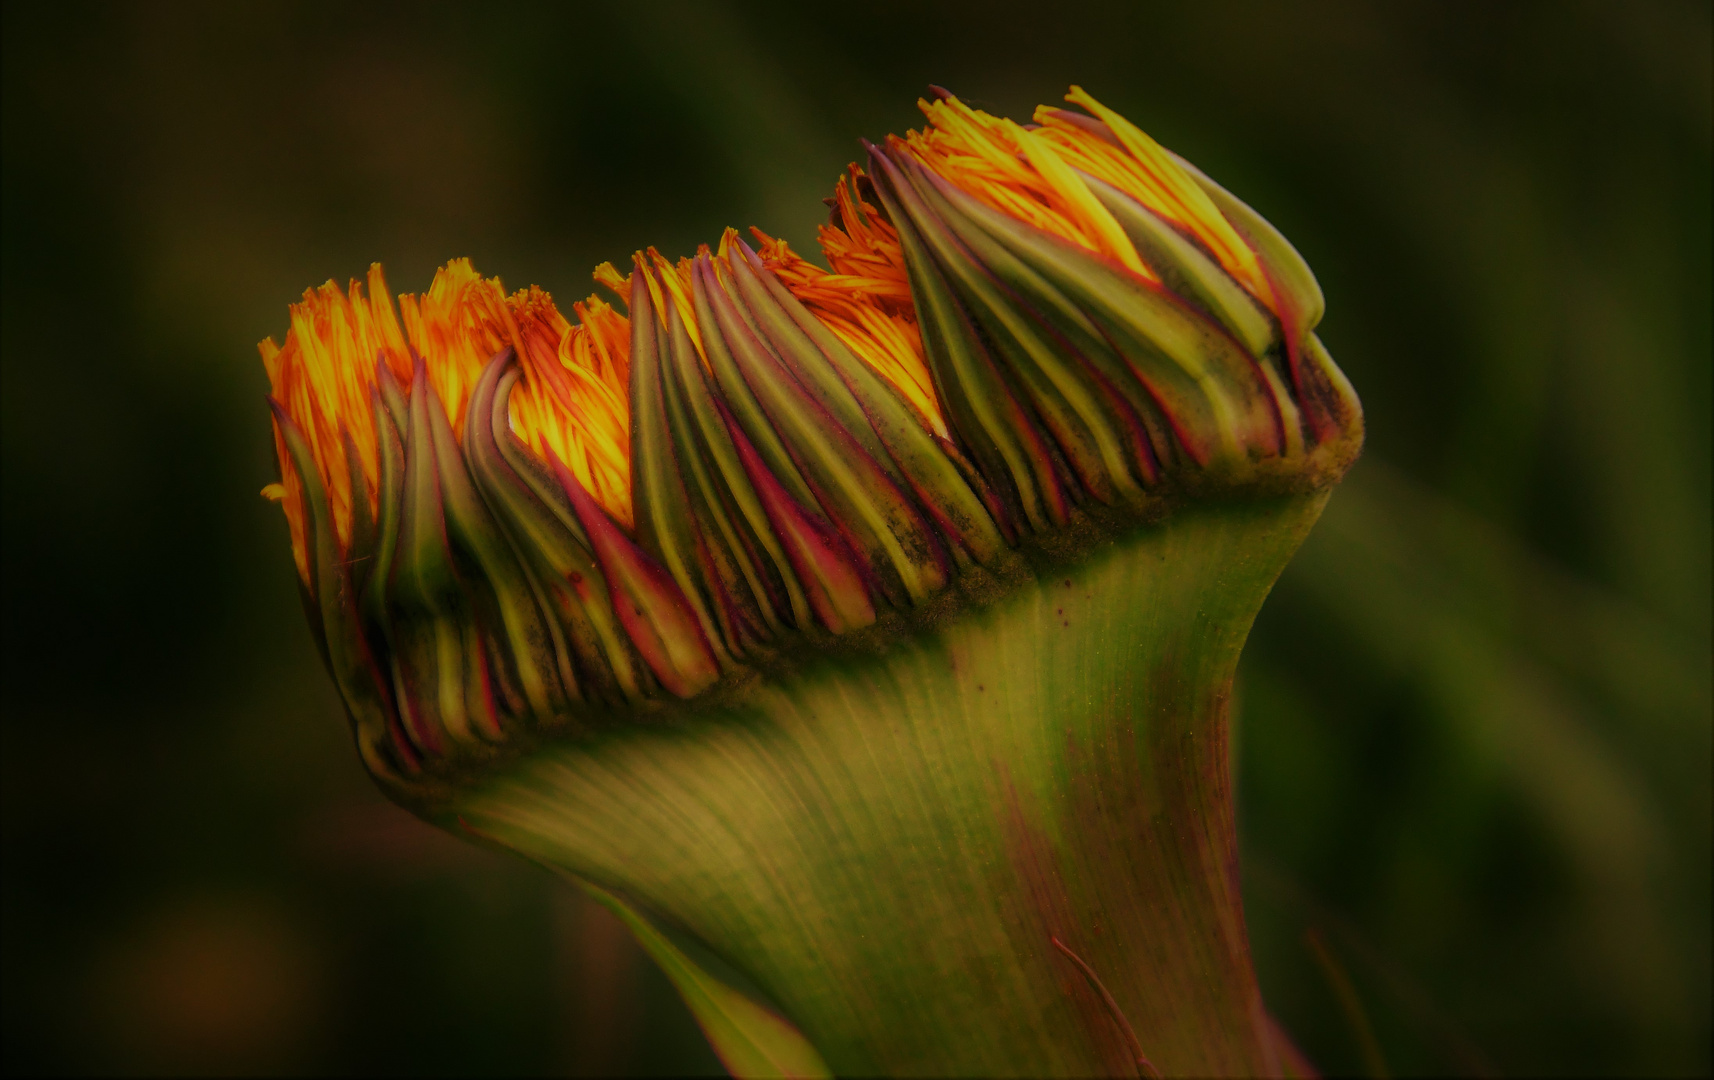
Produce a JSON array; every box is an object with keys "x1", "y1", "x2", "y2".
[{"x1": 257, "y1": 86, "x2": 1362, "y2": 1076}]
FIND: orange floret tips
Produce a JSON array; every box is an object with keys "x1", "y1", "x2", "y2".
[
  {"x1": 752, "y1": 216, "x2": 947, "y2": 438},
  {"x1": 261, "y1": 270, "x2": 406, "y2": 583},
  {"x1": 507, "y1": 284, "x2": 636, "y2": 530},
  {"x1": 896, "y1": 92, "x2": 1151, "y2": 283},
  {"x1": 644, "y1": 247, "x2": 703, "y2": 355},
  {"x1": 592, "y1": 261, "x2": 632, "y2": 308},
  {"x1": 1056, "y1": 86, "x2": 1271, "y2": 302},
  {"x1": 263, "y1": 258, "x2": 645, "y2": 588},
  {"x1": 396, "y1": 259, "x2": 521, "y2": 443},
  {"x1": 896, "y1": 86, "x2": 1290, "y2": 313}
]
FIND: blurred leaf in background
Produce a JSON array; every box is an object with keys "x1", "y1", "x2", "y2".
[{"x1": 2, "y1": 0, "x2": 1707, "y2": 1075}]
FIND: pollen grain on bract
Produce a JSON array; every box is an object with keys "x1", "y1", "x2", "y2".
[{"x1": 257, "y1": 85, "x2": 1360, "y2": 792}]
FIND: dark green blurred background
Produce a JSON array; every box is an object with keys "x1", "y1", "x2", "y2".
[{"x1": 2, "y1": 1, "x2": 1708, "y2": 1074}]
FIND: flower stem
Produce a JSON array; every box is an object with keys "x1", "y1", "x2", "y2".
[{"x1": 451, "y1": 492, "x2": 1328, "y2": 1076}]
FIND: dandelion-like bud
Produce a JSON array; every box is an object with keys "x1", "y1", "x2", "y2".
[{"x1": 259, "y1": 88, "x2": 1361, "y2": 1076}]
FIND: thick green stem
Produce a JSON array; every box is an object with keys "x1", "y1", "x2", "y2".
[{"x1": 455, "y1": 493, "x2": 1328, "y2": 1076}]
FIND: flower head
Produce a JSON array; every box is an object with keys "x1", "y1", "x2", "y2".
[
  {"x1": 255, "y1": 85, "x2": 1366, "y2": 1077},
  {"x1": 259, "y1": 86, "x2": 1358, "y2": 798}
]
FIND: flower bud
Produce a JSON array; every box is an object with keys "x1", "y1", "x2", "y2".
[
  {"x1": 259, "y1": 86, "x2": 1365, "y2": 1075},
  {"x1": 260, "y1": 90, "x2": 1360, "y2": 803}
]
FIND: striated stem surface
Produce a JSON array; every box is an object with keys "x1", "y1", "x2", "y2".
[{"x1": 455, "y1": 493, "x2": 1328, "y2": 1076}]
